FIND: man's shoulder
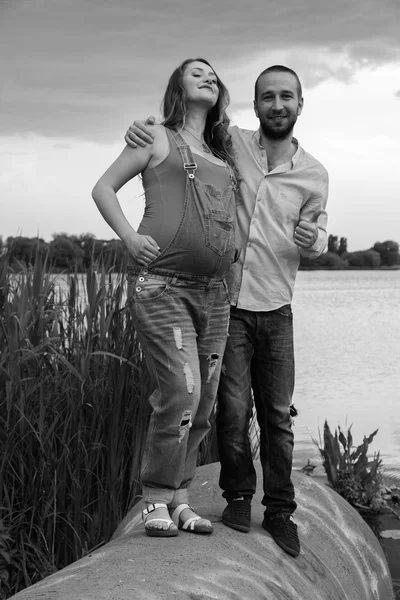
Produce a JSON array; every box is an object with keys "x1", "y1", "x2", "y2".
[
  {"x1": 298, "y1": 144, "x2": 328, "y2": 178},
  {"x1": 229, "y1": 125, "x2": 256, "y2": 140},
  {"x1": 229, "y1": 126, "x2": 257, "y2": 159}
]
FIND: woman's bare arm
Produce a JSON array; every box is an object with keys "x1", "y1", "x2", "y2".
[{"x1": 91, "y1": 128, "x2": 163, "y2": 264}]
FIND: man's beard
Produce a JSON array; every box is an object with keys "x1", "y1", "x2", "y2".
[{"x1": 259, "y1": 112, "x2": 298, "y2": 140}]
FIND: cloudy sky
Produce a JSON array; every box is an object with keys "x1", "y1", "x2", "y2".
[{"x1": 1, "y1": 0, "x2": 400, "y2": 251}]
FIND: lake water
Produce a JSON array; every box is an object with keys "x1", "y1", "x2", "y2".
[{"x1": 291, "y1": 270, "x2": 400, "y2": 480}]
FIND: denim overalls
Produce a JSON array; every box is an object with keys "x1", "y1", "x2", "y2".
[{"x1": 127, "y1": 130, "x2": 240, "y2": 505}]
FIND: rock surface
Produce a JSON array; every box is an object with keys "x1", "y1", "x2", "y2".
[{"x1": 10, "y1": 463, "x2": 394, "y2": 600}]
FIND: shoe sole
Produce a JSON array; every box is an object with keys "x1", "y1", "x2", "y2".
[
  {"x1": 221, "y1": 517, "x2": 250, "y2": 533},
  {"x1": 145, "y1": 528, "x2": 179, "y2": 537},
  {"x1": 272, "y1": 539, "x2": 300, "y2": 557},
  {"x1": 261, "y1": 520, "x2": 299, "y2": 557}
]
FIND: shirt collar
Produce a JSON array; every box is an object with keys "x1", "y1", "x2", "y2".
[{"x1": 253, "y1": 129, "x2": 302, "y2": 167}]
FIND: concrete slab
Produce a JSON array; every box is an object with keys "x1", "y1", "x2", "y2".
[{"x1": 10, "y1": 463, "x2": 394, "y2": 600}]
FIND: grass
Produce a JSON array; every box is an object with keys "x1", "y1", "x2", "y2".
[{"x1": 0, "y1": 255, "x2": 152, "y2": 597}]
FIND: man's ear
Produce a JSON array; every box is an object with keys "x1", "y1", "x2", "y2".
[
  {"x1": 297, "y1": 97, "x2": 304, "y2": 116},
  {"x1": 253, "y1": 99, "x2": 259, "y2": 118}
]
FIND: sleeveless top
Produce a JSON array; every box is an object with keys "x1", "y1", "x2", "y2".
[{"x1": 132, "y1": 128, "x2": 240, "y2": 278}]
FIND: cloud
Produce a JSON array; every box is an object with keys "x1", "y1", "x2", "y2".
[{"x1": 1, "y1": 0, "x2": 400, "y2": 140}]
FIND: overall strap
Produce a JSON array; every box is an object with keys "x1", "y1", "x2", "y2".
[
  {"x1": 169, "y1": 129, "x2": 197, "y2": 180},
  {"x1": 225, "y1": 161, "x2": 237, "y2": 191},
  {"x1": 168, "y1": 127, "x2": 237, "y2": 189}
]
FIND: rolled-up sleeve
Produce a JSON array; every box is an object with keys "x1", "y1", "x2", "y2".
[{"x1": 299, "y1": 171, "x2": 329, "y2": 259}]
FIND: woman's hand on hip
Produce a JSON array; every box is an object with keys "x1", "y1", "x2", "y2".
[{"x1": 124, "y1": 232, "x2": 160, "y2": 265}]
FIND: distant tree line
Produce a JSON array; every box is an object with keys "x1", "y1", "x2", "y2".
[
  {"x1": 300, "y1": 235, "x2": 400, "y2": 270},
  {"x1": 1, "y1": 233, "x2": 399, "y2": 271},
  {"x1": 0, "y1": 233, "x2": 126, "y2": 271}
]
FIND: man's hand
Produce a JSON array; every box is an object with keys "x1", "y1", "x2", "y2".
[
  {"x1": 124, "y1": 116, "x2": 156, "y2": 148},
  {"x1": 294, "y1": 209, "x2": 322, "y2": 249},
  {"x1": 123, "y1": 232, "x2": 160, "y2": 265}
]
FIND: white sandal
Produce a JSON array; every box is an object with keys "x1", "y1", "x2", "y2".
[
  {"x1": 143, "y1": 503, "x2": 178, "y2": 537},
  {"x1": 171, "y1": 504, "x2": 213, "y2": 534}
]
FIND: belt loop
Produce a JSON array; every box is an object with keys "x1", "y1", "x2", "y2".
[{"x1": 171, "y1": 274, "x2": 179, "y2": 285}]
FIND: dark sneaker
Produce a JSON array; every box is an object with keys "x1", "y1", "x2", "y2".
[
  {"x1": 221, "y1": 497, "x2": 251, "y2": 533},
  {"x1": 262, "y1": 513, "x2": 300, "y2": 557}
]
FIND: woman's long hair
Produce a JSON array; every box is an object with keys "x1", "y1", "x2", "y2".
[{"x1": 162, "y1": 58, "x2": 238, "y2": 178}]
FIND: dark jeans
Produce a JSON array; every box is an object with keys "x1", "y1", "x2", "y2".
[{"x1": 217, "y1": 305, "x2": 297, "y2": 516}]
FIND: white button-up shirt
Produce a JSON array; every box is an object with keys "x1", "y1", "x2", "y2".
[{"x1": 227, "y1": 126, "x2": 329, "y2": 311}]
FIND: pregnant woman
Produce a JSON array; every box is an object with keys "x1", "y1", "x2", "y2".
[{"x1": 92, "y1": 57, "x2": 240, "y2": 537}]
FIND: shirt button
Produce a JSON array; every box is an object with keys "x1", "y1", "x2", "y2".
[
  {"x1": 142, "y1": 269, "x2": 148, "y2": 275},
  {"x1": 244, "y1": 266, "x2": 249, "y2": 270},
  {"x1": 138, "y1": 276, "x2": 145, "y2": 282},
  {"x1": 136, "y1": 286, "x2": 142, "y2": 292},
  {"x1": 248, "y1": 242, "x2": 252, "y2": 247}
]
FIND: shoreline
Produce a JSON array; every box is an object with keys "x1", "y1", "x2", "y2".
[{"x1": 299, "y1": 265, "x2": 400, "y2": 271}]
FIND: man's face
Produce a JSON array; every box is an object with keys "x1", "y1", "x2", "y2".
[{"x1": 254, "y1": 72, "x2": 303, "y2": 140}]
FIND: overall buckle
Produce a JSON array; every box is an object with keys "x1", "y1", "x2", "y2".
[{"x1": 184, "y1": 162, "x2": 197, "y2": 179}]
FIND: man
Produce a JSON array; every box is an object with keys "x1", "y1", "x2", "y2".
[{"x1": 124, "y1": 65, "x2": 329, "y2": 558}]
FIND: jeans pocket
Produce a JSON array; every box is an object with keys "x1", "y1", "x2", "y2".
[
  {"x1": 206, "y1": 210, "x2": 235, "y2": 256},
  {"x1": 276, "y1": 304, "x2": 293, "y2": 317},
  {"x1": 132, "y1": 276, "x2": 169, "y2": 302}
]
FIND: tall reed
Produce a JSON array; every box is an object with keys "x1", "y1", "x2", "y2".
[
  {"x1": 0, "y1": 252, "x2": 256, "y2": 598},
  {"x1": 0, "y1": 255, "x2": 150, "y2": 597}
]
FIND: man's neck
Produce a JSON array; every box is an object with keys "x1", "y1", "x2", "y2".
[{"x1": 259, "y1": 129, "x2": 297, "y2": 171}]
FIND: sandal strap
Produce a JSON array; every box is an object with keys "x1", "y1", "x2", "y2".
[
  {"x1": 171, "y1": 504, "x2": 211, "y2": 530},
  {"x1": 181, "y1": 515, "x2": 202, "y2": 531},
  {"x1": 143, "y1": 502, "x2": 168, "y2": 517},
  {"x1": 170, "y1": 503, "x2": 191, "y2": 523},
  {"x1": 145, "y1": 518, "x2": 175, "y2": 526}
]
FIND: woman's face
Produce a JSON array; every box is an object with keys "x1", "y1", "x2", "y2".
[{"x1": 181, "y1": 61, "x2": 219, "y2": 108}]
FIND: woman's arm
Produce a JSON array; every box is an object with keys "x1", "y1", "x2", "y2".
[{"x1": 92, "y1": 131, "x2": 161, "y2": 264}]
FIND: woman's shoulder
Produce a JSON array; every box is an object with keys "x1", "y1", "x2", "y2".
[
  {"x1": 149, "y1": 123, "x2": 169, "y2": 141},
  {"x1": 146, "y1": 124, "x2": 171, "y2": 169},
  {"x1": 150, "y1": 124, "x2": 171, "y2": 151}
]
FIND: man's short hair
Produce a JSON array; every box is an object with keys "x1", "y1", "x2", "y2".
[{"x1": 254, "y1": 65, "x2": 303, "y2": 100}]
